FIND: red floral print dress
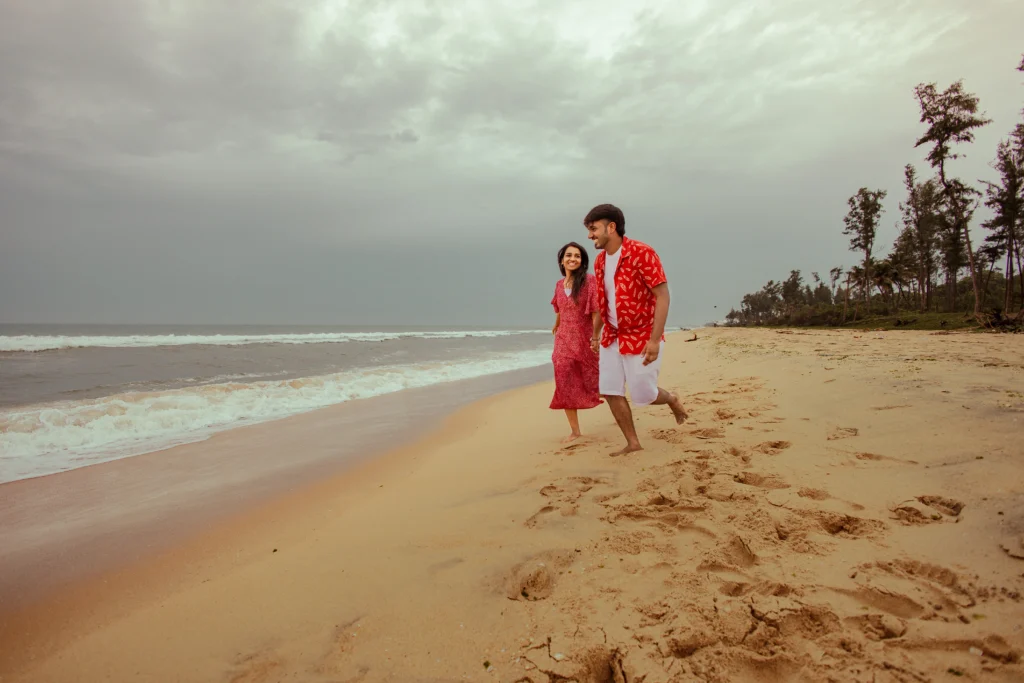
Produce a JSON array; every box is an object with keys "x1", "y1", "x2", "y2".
[{"x1": 550, "y1": 274, "x2": 602, "y2": 410}]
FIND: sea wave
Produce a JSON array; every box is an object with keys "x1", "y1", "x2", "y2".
[
  {"x1": 0, "y1": 346, "x2": 551, "y2": 482},
  {"x1": 0, "y1": 329, "x2": 547, "y2": 353}
]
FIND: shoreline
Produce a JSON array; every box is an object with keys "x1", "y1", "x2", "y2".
[
  {"x1": 3, "y1": 328, "x2": 1023, "y2": 682},
  {"x1": 0, "y1": 364, "x2": 550, "y2": 614}
]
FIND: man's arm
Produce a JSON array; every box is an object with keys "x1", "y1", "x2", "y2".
[
  {"x1": 650, "y1": 282, "x2": 670, "y2": 343},
  {"x1": 640, "y1": 246, "x2": 670, "y2": 364}
]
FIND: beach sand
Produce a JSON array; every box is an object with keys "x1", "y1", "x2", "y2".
[{"x1": 2, "y1": 328, "x2": 1022, "y2": 682}]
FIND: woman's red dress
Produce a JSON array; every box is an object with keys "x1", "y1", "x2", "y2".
[{"x1": 550, "y1": 274, "x2": 602, "y2": 410}]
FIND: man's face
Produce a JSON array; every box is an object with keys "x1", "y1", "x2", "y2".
[{"x1": 586, "y1": 219, "x2": 615, "y2": 249}]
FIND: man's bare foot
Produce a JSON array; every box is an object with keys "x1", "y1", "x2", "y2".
[
  {"x1": 561, "y1": 433, "x2": 582, "y2": 444},
  {"x1": 668, "y1": 393, "x2": 688, "y2": 425},
  {"x1": 610, "y1": 443, "x2": 643, "y2": 457}
]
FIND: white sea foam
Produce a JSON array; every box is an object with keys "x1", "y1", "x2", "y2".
[
  {"x1": 0, "y1": 346, "x2": 551, "y2": 483},
  {"x1": 0, "y1": 329, "x2": 547, "y2": 353}
]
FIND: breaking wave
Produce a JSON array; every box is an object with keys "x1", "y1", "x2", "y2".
[{"x1": 0, "y1": 346, "x2": 551, "y2": 482}]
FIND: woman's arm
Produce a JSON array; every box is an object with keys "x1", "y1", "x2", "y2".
[{"x1": 553, "y1": 313, "x2": 560, "y2": 335}]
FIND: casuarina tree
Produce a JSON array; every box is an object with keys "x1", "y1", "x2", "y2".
[
  {"x1": 842, "y1": 187, "x2": 887, "y2": 305},
  {"x1": 913, "y1": 80, "x2": 991, "y2": 315}
]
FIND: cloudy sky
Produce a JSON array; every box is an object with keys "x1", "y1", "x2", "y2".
[{"x1": 1, "y1": 0, "x2": 1021, "y2": 328}]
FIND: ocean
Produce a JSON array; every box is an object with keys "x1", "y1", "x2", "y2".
[{"x1": 0, "y1": 324, "x2": 552, "y2": 483}]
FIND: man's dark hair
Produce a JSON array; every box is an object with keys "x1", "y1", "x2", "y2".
[{"x1": 583, "y1": 204, "x2": 625, "y2": 236}]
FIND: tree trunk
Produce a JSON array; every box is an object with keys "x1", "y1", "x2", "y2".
[
  {"x1": 918, "y1": 266, "x2": 927, "y2": 311},
  {"x1": 1005, "y1": 247, "x2": 1014, "y2": 313},
  {"x1": 842, "y1": 274, "x2": 851, "y2": 324},
  {"x1": 863, "y1": 255, "x2": 871, "y2": 307},
  {"x1": 983, "y1": 258, "x2": 997, "y2": 310},
  {"x1": 1016, "y1": 238, "x2": 1024, "y2": 312},
  {"x1": 945, "y1": 268, "x2": 955, "y2": 312},
  {"x1": 962, "y1": 220, "x2": 982, "y2": 315}
]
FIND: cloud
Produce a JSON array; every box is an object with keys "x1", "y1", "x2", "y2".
[{"x1": 1, "y1": 0, "x2": 1022, "y2": 324}]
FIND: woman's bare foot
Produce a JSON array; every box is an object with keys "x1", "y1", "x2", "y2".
[
  {"x1": 668, "y1": 393, "x2": 688, "y2": 424},
  {"x1": 561, "y1": 432, "x2": 582, "y2": 444},
  {"x1": 610, "y1": 442, "x2": 643, "y2": 457}
]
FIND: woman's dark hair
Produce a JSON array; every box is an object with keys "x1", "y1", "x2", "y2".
[{"x1": 557, "y1": 242, "x2": 590, "y2": 301}]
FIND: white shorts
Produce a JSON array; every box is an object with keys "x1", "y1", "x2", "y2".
[{"x1": 599, "y1": 339, "x2": 663, "y2": 405}]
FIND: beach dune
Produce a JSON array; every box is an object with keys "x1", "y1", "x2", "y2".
[{"x1": 2, "y1": 328, "x2": 1022, "y2": 682}]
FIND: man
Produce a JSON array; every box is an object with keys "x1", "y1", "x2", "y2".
[{"x1": 585, "y1": 203, "x2": 687, "y2": 455}]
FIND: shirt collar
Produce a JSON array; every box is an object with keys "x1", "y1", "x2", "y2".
[{"x1": 597, "y1": 236, "x2": 631, "y2": 266}]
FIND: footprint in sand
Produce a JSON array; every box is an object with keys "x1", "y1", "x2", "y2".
[
  {"x1": 832, "y1": 584, "x2": 928, "y2": 620},
  {"x1": 832, "y1": 559, "x2": 995, "y2": 632},
  {"x1": 603, "y1": 529, "x2": 676, "y2": 557},
  {"x1": 527, "y1": 476, "x2": 609, "y2": 527},
  {"x1": 917, "y1": 495, "x2": 964, "y2": 517},
  {"x1": 312, "y1": 615, "x2": 367, "y2": 676},
  {"x1": 540, "y1": 476, "x2": 606, "y2": 497},
  {"x1": 797, "y1": 488, "x2": 831, "y2": 501},
  {"x1": 793, "y1": 510, "x2": 886, "y2": 538},
  {"x1": 227, "y1": 653, "x2": 285, "y2": 683},
  {"x1": 854, "y1": 451, "x2": 919, "y2": 465},
  {"x1": 504, "y1": 550, "x2": 574, "y2": 601},
  {"x1": 754, "y1": 440, "x2": 792, "y2": 455},
  {"x1": 650, "y1": 428, "x2": 688, "y2": 444},
  {"x1": 697, "y1": 535, "x2": 758, "y2": 571},
  {"x1": 891, "y1": 501, "x2": 944, "y2": 525},
  {"x1": 891, "y1": 496, "x2": 964, "y2": 525},
  {"x1": 845, "y1": 613, "x2": 909, "y2": 641},
  {"x1": 597, "y1": 478, "x2": 712, "y2": 533},
  {"x1": 524, "y1": 505, "x2": 563, "y2": 528},
  {"x1": 733, "y1": 471, "x2": 790, "y2": 490},
  {"x1": 827, "y1": 426, "x2": 859, "y2": 440},
  {"x1": 888, "y1": 635, "x2": 1020, "y2": 666},
  {"x1": 651, "y1": 427, "x2": 725, "y2": 442}
]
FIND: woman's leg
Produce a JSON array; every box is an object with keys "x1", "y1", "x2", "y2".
[{"x1": 563, "y1": 409, "x2": 581, "y2": 442}]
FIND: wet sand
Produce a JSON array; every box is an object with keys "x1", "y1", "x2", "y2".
[
  {"x1": 2, "y1": 328, "x2": 1023, "y2": 682},
  {"x1": 0, "y1": 365, "x2": 550, "y2": 612}
]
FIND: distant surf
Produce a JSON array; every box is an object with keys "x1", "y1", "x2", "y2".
[{"x1": 0, "y1": 329, "x2": 548, "y2": 353}]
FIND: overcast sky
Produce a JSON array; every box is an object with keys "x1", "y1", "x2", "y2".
[{"x1": 1, "y1": 0, "x2": 1021, "y2": 328}]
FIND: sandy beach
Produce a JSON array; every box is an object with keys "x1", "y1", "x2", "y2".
[{"x1": 2, "y1": 328, "x2": 1023, "y2": 683}]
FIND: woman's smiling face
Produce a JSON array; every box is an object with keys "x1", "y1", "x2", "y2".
[{"x1": 562, "y1": 246, "x2": 582, "y2": 274}]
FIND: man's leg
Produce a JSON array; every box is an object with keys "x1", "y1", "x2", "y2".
[
  {"x1": 625, "y1": 347, "x2": 688, "y2": 424},
  {"x1": 604, "y1": 395, "x2": 642, "y2": 455},
  {"x1": 649, "y1": 388, "x2": 688, "y2": 424},
  {"x1": 598, "y1": 341, "x2": 642, "y2": 455}
]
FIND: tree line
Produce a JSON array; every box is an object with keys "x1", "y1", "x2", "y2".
[{"x1": 727, "y1": 55, "x2": 1024, "y2": 330}]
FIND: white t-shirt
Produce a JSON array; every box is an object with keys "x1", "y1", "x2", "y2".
[{"x1": 603, "y1": 248, "x2": 621, "y2": 328}]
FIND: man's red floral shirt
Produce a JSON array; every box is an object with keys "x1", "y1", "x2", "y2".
[{"x1": 594, "y1": 236, "x2": 667, "y2": 355}]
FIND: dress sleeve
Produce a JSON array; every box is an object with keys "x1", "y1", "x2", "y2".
[{"x1": 639, "y1": 245, "x2": 667, "y2": 290}]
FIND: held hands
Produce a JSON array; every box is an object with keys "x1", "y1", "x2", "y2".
[
  {"x1": 642, "y1": 340, "x2": 661, "y2": 366},
  {"x1": 590, "y1": 338, "x2": 600, "y2": 354}
]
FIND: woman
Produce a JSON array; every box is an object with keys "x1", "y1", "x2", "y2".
[{"x1": 550, "y1": 241, "x2": 602, "y2": 443}]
